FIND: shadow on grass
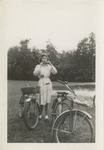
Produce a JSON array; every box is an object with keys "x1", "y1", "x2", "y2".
[{"x1": 8, "y1": 116, "x2": 54, "y2": 143}]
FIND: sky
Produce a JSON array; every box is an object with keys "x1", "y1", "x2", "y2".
[{"x1": 1, "y1": 0, "x2": 104, "y2": 52}]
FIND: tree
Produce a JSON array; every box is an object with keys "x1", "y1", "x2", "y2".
[
  {"x1": 8, "y1": 39, "x2": 34, "y2": 80},
  {"x1": 20, "y1": 39, "x2": 30, "y2": 49},
  {"x1": 8, "y1": 33, "x2": 95, "y2": 82},
  {"x1": 46, "y1": 42, "x2": 59, "y2": 65},
  {"x1": 88, "y1": 32, "x2": 96, "y2": 81},
  {"x1": 73, "y1": 32, "x2": 95, "y2": 81},
  {"x1": 18, "y1": 39, "x2": 33, "y2": 79},
  {"x1": 8, "y1": 46, "x2": 20, "y2": 79}
]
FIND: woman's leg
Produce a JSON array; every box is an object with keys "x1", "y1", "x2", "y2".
[
  {"x1": 39, "y1": 105, "x2": 43, "y2": 115},
  {"x1": 45, "y1": 103, "x2": 49, "y2": 120},
  {"x1": 39, "y1": 105, "x2": 43, "y2": 119},
  {"x1": 39, "y1": 86, "x2": 44, "y2": 118},
  {"x1": 45, "y1": 103, "x2": 48, "y2": 116}
]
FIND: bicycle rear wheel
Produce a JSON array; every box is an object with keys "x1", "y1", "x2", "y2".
[
  {"x1": 53, "y1": 110, "x2": 94, "y2": 143},
  {"x1": 18, "y1": 104, "x2": 24, "y2": 118},
  {"x1": 52, "y1": 99, "x2": 71, "y2": 121},
  {"x1": 18, "y1": 96, "x2": 24, "y2": 118},
  {"x1": 23, "y1": 99, "x2": 39, "y2": 130}
]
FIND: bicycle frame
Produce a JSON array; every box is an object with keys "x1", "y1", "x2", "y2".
[
  {"x1": 56, "y1": 80, "x2": 78, "y2": 109},
  {"x1": 53, "y1": 80, "x2": 92, "y2": 123},
  {"x1": 57, "y1": 80, "x2": 95, "y2": 108},
  {"x1": 57, "y1": 80, "x2": 77, "y2": 97}
]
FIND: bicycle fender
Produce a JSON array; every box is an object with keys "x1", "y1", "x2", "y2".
[{"x1": 73, "y1": 109, "x2": 93, "y2": 119}]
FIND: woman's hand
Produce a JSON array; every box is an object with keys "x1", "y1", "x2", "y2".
[
  {"x1": 46, "y1": 61, "x2": 52, "y2": 66},
  {"x1": 40, "y1": 63, "x2": 44, "y2": 67}
]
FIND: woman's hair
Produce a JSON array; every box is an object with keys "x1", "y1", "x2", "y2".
[{"x1": 39, "y1": 53, "x2": 49, "y2": 63}]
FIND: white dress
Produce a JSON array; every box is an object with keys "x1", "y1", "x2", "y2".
[{"x1": 33, "y1": 63, "x2": 57, "y2": 105}]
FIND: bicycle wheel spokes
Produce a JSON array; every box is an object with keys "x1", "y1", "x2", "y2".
[
  {"x1": 27, "y1": 103, "x2": 35, "y2": 118},
  {"x1": 73, "y1": 112, "x2": 86, "y2": 131},
  {"x1": 54, "y1": 110, "x2": 94, "y2": 143},
  {"x1": 24, "y1": 101, "x2": 39, "y2": 130}
]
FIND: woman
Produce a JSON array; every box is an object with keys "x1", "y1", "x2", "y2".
[{"x1": 33, "y1": 54, "x2": 57, "y2": 120}]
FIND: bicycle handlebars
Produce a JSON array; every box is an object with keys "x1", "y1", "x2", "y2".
[
  {"x1": 57, "y1": 80, "x2": 66, "y2": 85},
  {"x1": 57, "y1": 80, "x2": 77, "y2": 97},
  {"x1": 57, "y1": 80, "x2": 68, "y2": 85}
]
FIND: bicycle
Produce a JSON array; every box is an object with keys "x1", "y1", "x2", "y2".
[
  {"x1": 18, "y1": 84, "x2": 40, "y2": 130},
  {"x1": 51, "y1": 80, "x2": 78, "y2": 121},
  {"x1": 51, "y1": 80, "x2": 95, "y2": 143},
  {"x1": 18, "y1": 83, "x2": 52, "y2": 130},
  {"x1": 18, "y1": 80, "x2": 95, "y2": 143}
]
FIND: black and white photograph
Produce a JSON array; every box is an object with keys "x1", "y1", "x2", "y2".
[{"x1": 0, "y1": 0, "x2": 104, "y2": 149}]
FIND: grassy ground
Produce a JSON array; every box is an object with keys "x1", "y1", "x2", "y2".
[{"x1": 8, "y1": 80, "x2": 95, "y2": 143}]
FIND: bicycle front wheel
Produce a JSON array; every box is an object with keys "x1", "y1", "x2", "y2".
[
  {"x1": 23, "y1": 100, "x2": 39, "y2": 130},
  {"x1": 53, "y1": 110, "x2": 94, "y2": 143}
]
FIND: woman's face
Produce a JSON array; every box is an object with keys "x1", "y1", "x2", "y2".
[{"x1": 41, "y1": 56, "x2": 48, "y2": 64}]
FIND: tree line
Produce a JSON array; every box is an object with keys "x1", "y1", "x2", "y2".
[{"x1": 8, "y1": 32, "x2": 95, "y2": 82}]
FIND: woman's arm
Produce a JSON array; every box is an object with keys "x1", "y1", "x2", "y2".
[
  {"x1": 33, "y1": 65, "x2": 41, "y2": 76},
  {"x1": 51, "y1": 65, "x2": 57, "y2": 74},
  {"x1": 47, "y1": 61, "x2": 57, "y2": 74}
]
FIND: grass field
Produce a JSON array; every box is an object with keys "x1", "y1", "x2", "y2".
[{"x1": 8, "y1": 80, "x2": 95, "y2": 143}]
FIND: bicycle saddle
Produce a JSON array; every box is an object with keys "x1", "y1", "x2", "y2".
[{"x1": 57, "y1": 92, "x2": 69, "y2": 95}]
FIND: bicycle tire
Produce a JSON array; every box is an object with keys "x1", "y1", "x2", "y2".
[
  {"x1": 18, "y1": 104, "x2": 24, "y2": 118},
  {"x1": 18, "y1": 96, "x2": 24, "y2": 118},
  {"x1": 52, "y1": 110, "x2": 94, "y2": 143},
  {"x1": 23, "y1": 100, "x2": 39, "y2": 130}
]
